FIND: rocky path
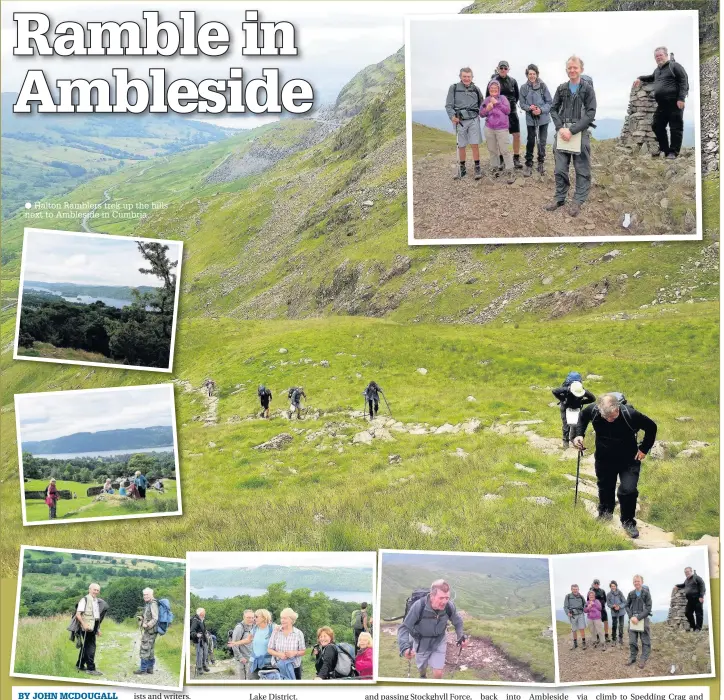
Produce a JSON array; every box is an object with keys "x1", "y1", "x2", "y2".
[
  {"x1": 174, "y1": 379, "x2": 219, "y2": 425},
  {"x1": 103, "y1": 627, "x2": 178, "y2": 687},
  {"x1": 81, "y1": 188, "x2": 114, "y2": 232}
]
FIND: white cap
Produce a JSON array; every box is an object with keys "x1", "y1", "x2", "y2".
[{"x1": 569, "y1": 381, "x2": 586, "y2": 398}]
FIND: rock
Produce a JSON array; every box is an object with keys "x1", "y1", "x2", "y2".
[
  {"x1": 454, "y1": 448, "x2": 469, "y2": 459},
  {"x1": 362, "y1": 200, "x2": 374, "y2": 207},
  {"x1": 313, "y1": 513, "x2": 331, "y2": 524},
  {"x1": 208, "y1": 441, "x2": 216, "y2": 448},
  {"x1": 601, "y1": 250, "x2": 620, "y2": 262},
  {"x1": 660, "y1": 198, "x2": 669, "y2": 209},
  {"x1": 320, "y1": 360, "x2": 330, "y2": 367},
  {"x1": 586, "y1": 374, "x2": 603, "y2": 381},
  {"x1": 686, "y1": 440, "x2": 710, "y2": 449},
  {"x1": 676, "y1": 449, "x2": 701, "y2": 459},
  {"x1": 483, "y1": 493, "x2": 502, "y2": 501},
  {"x1": 388, "y1": 454, "x2": 402, "y2": 464},
  {"x1": 461, "y1": 418, "x2": 482, "y2": 434},
  {"x1": 648, "y1": 441, "x2": 667, "y2": 460},
  {"x1": 372, "y1": 427, "x2": 396, "y2": 442},
  {"x1": 415, "y1": 522, "x2": 435, "y2": 535},
  {"x1": 279, "y1": 348, "x2": 288, "y2": 354},
  {"x1": 524, "y1": 496, "x2": 553, "y2": 506},
  {"x1": 417, "y1": 367, "x2": 428, "y2": 375},
  {"x1": 511, "y1": 419, "x2": 543, "y2": 426},
  {"x1": 515, "y1": 463, "x2": 537, "y2": 473},
  {"x1": 435, "y1": 423, "x2": 457, "y2": 434},
  {"x1": 584, "y1": 223, "x2": 596, "y2": 231},
  {"x1": 676, "y1": 416, "x2": 694, "y2": 422},
  {"x1": 542, "y1": 277, "x2": 553, "y2": 285},
  {"x1": 352, "y1": 431, "x2": 373, "y2": 445},
  {"x1": 254, "y1": 433, "x2": 293, "y2": 451},
  {"x1": 634, "y1": 270, "x2": 642, "y2": 278},
  {"x1": 466, "y1": 395, "x2": 477, "y2": 402}
]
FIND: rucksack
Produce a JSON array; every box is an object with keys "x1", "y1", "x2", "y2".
[
  {"x1": 563, "y1": 371, "x2": 583, "y2": 387},
  {"x1": 669, "y1": 55, "x2": 689, "y2": 96},
  {"x1": 581, "y1": 74, "x2": 594, "y2": 87},
  {"x1": 592, "y1": 393, "x2": 636, "y2": 431},
  {"x1": 288, "y1": 387, "x2": 297, "y2": 400},
  {"x1": 351, "y1": 609, "x2": 366, "y2": 630},
  {"x1": 333, "y1": 642, "x2": 358, "y2": 678},
  {"x1": 157, "y1": 599, "x2": 173, "y2": 635},
  {"x1": 452, "y1": 82, "x2": 484, "y2": 116}
]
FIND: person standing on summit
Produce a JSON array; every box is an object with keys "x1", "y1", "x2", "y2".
[
  {"x1": 634, "y1": 47, "x2": 689, "y2": 159},
  {"x1": 445, "y1": 68, "x2": 484, "y2": 180},
  {"x1": 675, "y1": 566, "x2": 707, "y2": 632},
  {"x1": 487, "y1": 61, "x2": 523, "y2": 170}
]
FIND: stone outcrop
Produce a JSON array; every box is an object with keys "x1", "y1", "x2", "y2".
[
  {"x1": 667, "y1": 586, "x2": 689, "y2": 629},
  {"x1": 620, "y1": 84, "x2": 660, "y2": 154}
]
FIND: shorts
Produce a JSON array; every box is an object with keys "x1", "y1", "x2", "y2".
[
  {"x1": 569, "y1": 614, "x2": 586, "y2": 631},
  {"x1": 600, "y1": 607, "x2": 608, "y2": 623},
  {"x1": 455, "y1": 117, "x2": 482, "y2": 147},
  {"x1": 414, "y1": 636, "x2": 448, "y2": 671},
  {"x1": 508, "y1": 109, "x2": 520, "y2": 134}
]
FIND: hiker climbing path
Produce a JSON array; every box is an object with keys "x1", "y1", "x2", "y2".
[
  {"x1": 412, "y1": 145, "x2": 696, "y2": 239},
  {"x1": 174, "y1": 379, "x2": 219, "y2": 426},
  {"x1": 99, "y1": 627, "x2": 178, "y2": 687}
]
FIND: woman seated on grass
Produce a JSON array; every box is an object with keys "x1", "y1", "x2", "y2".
[
  {"x1": 355, "y1": 632, "x2": 373, "y2": 679},
  {"x1": 126, "y1": 481, "x2": 139, "y2": 498},
  {"x1": 313, "y1": 627, "x2": 338, "y2": 680},
  {"x1": 119, "y1": 479, "x2": 127, "y2": 497},
  {"x1": 268, "y1": 607, "x2": 306, "y2": 680},
  {"x1": 102, "y1": 478, "x2": 114, "y2": 494},
  {"x1": 44, "y1": 478, "x2": 59, "y2": 519}
]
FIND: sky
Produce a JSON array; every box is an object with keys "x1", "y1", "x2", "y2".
[
  {"x1": 22, "y1": 230, "x2": 181, "y2": 287},
  {"x1": 408, "y1": 12, "x2": 698, "y2": 120},
  {"x1": 189, "y1": 551, "x2": 375, "y2": 570},
  {"x1": 16, "y1": 384, "x2": 175, "y2": 443},
  {"x1": 551, "y1": 547, "x2": 710, "y2": 611},
  {"x1": 2, "y1": 1, "x2": 469, "y2": 129}
]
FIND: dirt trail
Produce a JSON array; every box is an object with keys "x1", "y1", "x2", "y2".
[
  {"x1": 102, "y1": 628, "x2": 178, "y2": 687},
  {"x1": 174, "y1": 379, "x2": 218, "y2": 425}
]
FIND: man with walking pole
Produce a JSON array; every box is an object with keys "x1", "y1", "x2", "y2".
[
  {"x1": 445, "y1": 68, "x2": 484, "y2": 180},
  {"x1": 134, "y1": 588, "x2": 159, "y2": 675},
  {"x1": 75, "y1": 583, "x2": 108, "y2": 675}
]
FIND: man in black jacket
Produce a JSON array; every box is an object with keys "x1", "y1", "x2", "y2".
[
  {"x1": 634, "y1": 47, "x2": 689, "y2": 159},
  {"x1": 552, "y1": 379, "x2": 595, "y2": 448},
  {"x1": 545, "y1": 55, "x2": 597, "y2": 218},
  {"x1": 676, "y1": 567, "x2": 707, "y2": 631},
  {"x1": 190, "y1": 608, "x2": 210, "y2": 675},
  {"x1": 487, "y1": 61, "x2": 523, "y2": 169},
  {"x1": 625, "y1": 575, "x2": 653, "y2": 669},
  {"x1": 572, "y1": 393, "x2": 657, "y2": 539}
]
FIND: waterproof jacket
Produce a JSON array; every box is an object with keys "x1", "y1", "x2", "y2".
[
  {"x1": 355, "y1": 646, "x2": 373, "y2": 679},
  {"x1": 290, "y1": 388, "x2": 306, "y2": 405},
  {"x1": 550, "y1": 80, "x2": 597, "y2": 135},
  {"x1": 584, "y1": 599, "x2": 602, "y2": 620},
  {"x1": 190, "y1": 614, "x2": 207, "y2": 643},
  {"x1": 572, "y1": 403, "x2": 657, "y2": 462},
  {"x1": 625, "y1": 588, "x2": 653, "y2": 620},
  {"x1": 563, "y1": 592, "x2": 585, "y2": 617},
  {"x1": 363, "y1": 384, "x2": 381, "y2": 401},
  {"x1": 552, "y1": 386, "x2": 596, "y2": 410},
  {"x1": 487, "y1": 73, "x2": 520, "y2": 105},
  {"x1": 607, "y1": 590, "x2": 627, "y2": 617},
  {"x1": 314, "y1": 643, "x2": 339, "y2": 679},
  {"x1": 398, "y1": 595, "x2": 464, "y2": 656},
  {"x1": 638, "y1": 61, "x2": 688, "y2": 103},
  {"x1": 481, "y1": 84, "x2": 511, "y2": 131},
  {"x1": 676, "y1": 573, "x2": 706, "y2": 599},
  {"x1": 445, "y1": 81, "x2": 484, "y2": 121},
  {"x1": 519, "y1": 80, "x2": 553, "y2": 126}
]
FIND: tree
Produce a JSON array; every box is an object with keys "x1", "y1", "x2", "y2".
[
  {"x1": 128, "y1": 453, "x2": 155, "y2": 475},
  {"x1": 103, "y1": 578, "x2": 143, "y2": 622},
  {"x1": 136, "y1": 241, "x2": 177, "y2": 341}
]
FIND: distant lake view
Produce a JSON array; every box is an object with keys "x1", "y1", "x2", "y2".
[
  {"x1": 25, "y1": 285, "x2": 132, "y2": 309},
  {"x1": 29, "y1": 446, "x2": 174, "y2": 460},
  {"x1": 191, "y1": 585, "x2": 371, "y2": 603}
]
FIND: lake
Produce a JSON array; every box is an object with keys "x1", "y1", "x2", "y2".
[
  {"x1": 30, "y1": 446, "x2": 174, "y2": 459},
  {"x1": 191, "y1": 586, "x2": 372, "y2": 603},
  {"x1": 25, "y1": 285, "x2": 132, "y2": 309}
]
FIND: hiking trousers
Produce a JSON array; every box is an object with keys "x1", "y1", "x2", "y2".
[
  {"x1": 610, "y1": 615, "x2": 624, "y2": 640},
  {"x1": 368, "y1": 399, "x2": 379, "y2": 419},
  {"x1": 628, "y1": 627, "x2": 651, "y2": 662},
  {"x1": 685, "y1": 595, "x2": 704, "y2": 630},
  {"x1": 652, "y1": 100, "x2": 684, "y2": 156},
  {"x1": 560, "y1": 405, "x2": 572, "y2": 443},
  {"x1": 195, "y1": 641, "x2": 206, "y2": 670},
  {"x1": 553, "y1": 131, "x2": 591, "y2": 204},
  {"x1": 525, "y1": 122, "x2": 548, "y2": 165},
  {"x1": 48, "y1": 505, "x2": 57, "y2": 519},
  {"x1": 78, "y1": 631, "x2": 97, "y2": 671},
  {"x1": 140, "y1": 630, "x2": 157, "y2": 662},
  {"x1": 594, "y1": 458, "x2": 640, "y2": 524},
  {"x1": 485, "y1": 127, "x2": 513, "y2": 170}
]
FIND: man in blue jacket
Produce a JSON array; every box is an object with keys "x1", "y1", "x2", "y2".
[{"x1": 519, "y1": 64, "x2": 553, "y2": 177}]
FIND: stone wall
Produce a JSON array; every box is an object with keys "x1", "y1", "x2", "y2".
[
  {"x1": 620, "y1": 83, "x2": 660, "y2": 154},
  {"x1": 25, "y1": 489, "x2": 72, "y2": 500},
  {"x1": 666, "y1": 586, "x2": 689, "y2": 629}
]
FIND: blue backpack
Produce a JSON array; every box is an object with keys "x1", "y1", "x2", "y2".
[
  {"x1": 563, "y1": 372, "x2": 583, "y2": 387},
  {"x1": 157, "y1": 599, "x2": 173, "y2": 635}
]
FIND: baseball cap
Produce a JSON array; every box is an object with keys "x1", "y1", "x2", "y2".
[
  {"x1": 498, "y1": 61, "x2": 510, "y2": 69},
  {"x1": 593, "y1": 579, "x2": 600, "y2": 585}
]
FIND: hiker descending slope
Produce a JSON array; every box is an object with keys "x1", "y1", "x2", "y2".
[
  {"x1": 203, "y1": 378, "x2": 216, "y2": 397},
  {"x1": 552, "y1": 372, "x2": 595, "y2": 448},
  {"x1": 445, "y1": 68, "x2": 484, "y2": 180},
  {"x1": 287, "y1": 386, "x2": 306, "y2": 420},
  {"x1": 258, "y1": 385, "x2": 273, "y2": 419},
  {"x1": 572, "y1": 393, "x2": 657, "y2": 539},
  {"x1": 398, "y1": 580, "x2": 467, "y2": 680},
  {"x1": 363, "y1": 382, "x2": 383, "y2": 420}
]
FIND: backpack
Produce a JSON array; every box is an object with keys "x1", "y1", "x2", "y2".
[
  {"x1": 581, "y1": 74, "x2": 594, "y2": 87},
  {"x1": 157, "y1": 599, "x2": 173, "y2": 635},
  {"x1": 563, "y1": 371, "x2": 583, "y2": 387},
  {"x1": 451, "y1": 82, "x2": 484, "y2": 117},
  {"x1": 669, "y1": 55, "x2": 689, "y2": 96},
  {"x1": 351, "y1": 609, "x2": 366, "y2": 630},
  {"x1": 288, "y1": 387, "x2": 297, "y2": 400},
  {"x1": 333, "y1": 642, "x2": 358, "y2": 678},
  {"x1": 592, "y1": 393, "x2": 636, "y2": 431}
]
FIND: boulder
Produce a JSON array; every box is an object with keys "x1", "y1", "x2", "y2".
[
  {"x1": 279, "y1": 348, "x2": 288, "y2": 354},
  {"x1": 417, "y1": 367, "x2": 428, "y2": 375},
  {"x1": 515, "y1": 463, "x2": 537, "y2": 473},
  {"x1": 524, "y1": 496, "x2": 553, "y2": 506},
  {"x1": 352, "y1": 431, "x2": 374, "y2": 445},
  {"x1": 253, "y1": 433, "x2": 293, "y2": 451},
  {"x1": 388, "y1": 454, "x2": 402, "y2": 464}
]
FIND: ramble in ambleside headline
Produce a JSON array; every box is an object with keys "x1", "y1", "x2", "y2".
[{"x1": 13, "y1": 10, "x2": 315, "y2": 115}]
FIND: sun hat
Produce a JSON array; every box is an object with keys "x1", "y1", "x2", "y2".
[{"x1": 569, "y1": 381, "x2": 586, "y2": 398}]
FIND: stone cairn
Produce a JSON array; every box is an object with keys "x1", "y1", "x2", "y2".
[
  {"x1": 666, "y1": 586, "x2": 689, "y2": 629},
  {"x1": 619, "y1": 83, "x2": 659, "y2": 155}
]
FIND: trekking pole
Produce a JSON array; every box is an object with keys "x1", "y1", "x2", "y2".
[
  {"x1": 449, "y1": 637, "x2": 465, "y2": 679},
  {"x1": 454, "y1": 117, "x2": 461, "y2": 179},
  {"x1": 76, "y1": 629, "x2": 87, "y2": 671},
  {"x1": 381, "y1": 391, "x2": 393, "y2": 419},
  {"x1": 574, "y1": 448, "x2": 582, "y2": 507}
]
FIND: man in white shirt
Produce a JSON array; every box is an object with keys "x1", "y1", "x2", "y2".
[{"x1": 75, "y1": 583, "x2": 107, "y2": 675}]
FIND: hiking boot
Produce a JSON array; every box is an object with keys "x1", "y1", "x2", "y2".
[
  {"x1": 638, "y1": 660, "x2": 647, "y2": 669},
  {"x1": 685, "y1": 627, "x2": 693, "y2": 632},
  {"x1": 505, "y1": 170, "x2": 516, "y2": 185},
  {"x1": 203, "y1": 666, "x2": 211, "y2": 672},
  {"x1": 651, "y1": 151, "x2": 662, "y2": 158},
  {"x1": 581, "y1": 639, "x2": 587, "y2": 650},
  {"x1": 523, "y1": 165, "x2": 533, "y2": 177},
  {"x1": 626, "y1": 659, "x2": 637, "y2": 666},
  {"x1": 456, "y1": 163, "x2": 467, "y2": 179},
  {"x1": 562, "y1": 439, "x2": 569, "y2": 449},
  {"x1": 666, "y1": 153, "x2": 677, "y2": 160},
  {"x1": 474, "y1": 164, "x2": 483, "y2": 180},
  {"x1": 598, "y1": 511, "x2": 613, "y2": 521},
  {"x1": 567, "y1": 201, "x2": 581, "y2": 217},
  {"x1": 623, "y1": 521, "x2": 640, "y2": 539},
  {"x1": 570, "y1": 641, "x2": 578, "y2": 650},
  {"x1": 605, "y1": 635, "x2": 611, "y2": 643},
  {"x1": 134, "y1": 669, "x2": 147, "y2": 675},
  {"x1": 537, "y1": 162, "x2": 545, "y2": 175},
  {"x1": 513, "y1": 155, "x2": 523, "y2": 170},
  {"x1": 544, "y1": 200, "x2": 565, "y2": 212}
]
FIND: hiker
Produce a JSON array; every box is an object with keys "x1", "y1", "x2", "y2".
[
  {"x1": 445, "y1": 67, "x2": 484, "y2": 180},
  {"x1": 625, "y1": 574, "x2": 652, "y2": 669},
  {"x1": 258, "y1": 385, "x2": 273, "y2": 419},
  {"x1": 134, "y1": 471, "x2": 147, "y2": 499},
  {"x1": 119, "y1": 479, "x2": 127, "y2": 497},
  {"x1": 102, "y1": 478, "x2": 113, "y2": 494},
  {"x1": 572, "y1": 393, "x2": 657, "y2": 539},
  {"x1": 519, "y1": 63, "x2": 553, "y2": 176},
  {"x1": 352, "y1": 602, "x2": 369, "y2": 648},
  {"x1": 552, "y1": 374, "x2": 595, "y2": 448},
  {"x1": 589, "y1": 579, "x2": 610, "y2": 644},
  {"x1": 546, "y1": 55, "x2": 597, "y2": 218},
  {"x1": 246, "y1": 609, "x2": 276, "y2": 680},
  {"x1": 356, "y1": 632, "x2": 374, "y2": 679},
  {"x1": 153, "y1": 479, "x2": 164, "y2": 492},
  {"x1": 228, "y1": 609, "x2": 255, "y2": 679},
  {"x1": 44, "y1": 478, "x2": 59, "y2": 519},
  {"x1": 134, "y1": 588, "x2": 159, "y2": 675},
  {"x1": 564, "y1": 584, "x2": 587, "y2": 650},
  {"x1": 481, "y1": 79, "x2": 516, "y2": 184},
  {"x1": 398, "y1": 579, "x2": 467, "y2": 680},
  {"x1": 288, "y1": 386, "x2": 306, "y2": 420},
  {"x1": 75, "y1": 583, "x2": 108, "y2": 675},
  {"x1": 268, "y1": 607, "x2": 306, "y2": 680},
  {"x1": 675, "y1": 566, "x2": 706, "y2": 632},
  {"x1": 206, "y1": 631, "x2": 216, "y2": 665},
  {"x1": 607, "y1": 580, "x2": 627, "y2": 646},
  {"x1": 487, "y1": 61, "x2": 522, "y2": 170},
  {"x1": 190, "y1": 608, "x2": 209, "y2": 675},
  {"x1": 363, "y1": 382, "x2": 382, "y2": 420},
  {"x1": 203, "y1": 378, "x2": 216, "y2": 397},
  {"x1": 584, "y1": 590, "x2": 606, "y2": 651},
  {"x1": 127, "y1": 480, "x2": 139, "y2": 499},
  {"x1": 313, "y1": 627, "x2": 339, "y2": 680},
  {"x1": 634, "y1": 47, "x2": 689, "y2": 159}
]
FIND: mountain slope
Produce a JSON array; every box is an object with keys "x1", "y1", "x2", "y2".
[{"x1": 23, "y1": 426, "x2": 174, "y2": 454}]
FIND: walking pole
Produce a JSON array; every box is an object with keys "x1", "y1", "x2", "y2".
[
  {"x1": 76, "y1": 629, "x2": 87, "y2": 671},
  {"x1": 454, "y1": 116, "x2": 462, "y2": 180},
  {"x1": 380, "y1": 391, "x2": 393, "y2": 419},
  {"x1": 574, "y1": 448, "x2": 582, "y2": 507},
  {"x1": 449, "y1": 638, "x2": 465, "y2": 680}
]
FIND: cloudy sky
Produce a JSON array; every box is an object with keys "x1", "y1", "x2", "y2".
[
  {"x1": 2, "y1": 1, "x2": 468, "y2": 128},
  {"x1": 22, "y1": 230, "x2": 181, "y2": 287},
  {"x1": 408, "y1": 12, "x2": 698, "y2": 120},
  {"x1": 552, "y1": 547, "x2": 710, "y2": 611},
  {"x1": 189, "y1": 551, "x2": 375, "y2": 570},
  {"x1": 16, "y1": 384, "x2": 175, "y2": 443}
]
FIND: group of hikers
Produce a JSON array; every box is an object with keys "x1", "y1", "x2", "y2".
[
  {"x1": 446, "y1": 47, "x2": 688, "y2": 217},
  {"x1": 563, "y1": 567, "x2": 707, "y2": 669},
  {"x1": 191, "y1": 603, "x2": 374, "y2": 681},
  {"x1": 67, "y1": 582, "x2": 172, "y2": 677},
  {"x1": 101, "y1": 471, "x2": 158, "y2": 499}
]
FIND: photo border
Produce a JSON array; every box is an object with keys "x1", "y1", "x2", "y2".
[
  {"x1": 404, "y1": 10, "x2": 703, "y2": 245},
  {"x1": 550, "y1": 544, "x2": 716, "y2": 685},
  {"x1": 184, "y1": 550, "x2": 379, "y2": 685},
  {"x1": 14, "y1": 382, "x2": 183, "y2": 527},
  {"x1": 375, "y1": 548, "x2": 557, "y2": 686},
  {"x1": 12, "y1": 228, "x2": 184, "y2": 373},
  {"x1": 9, "y1": 544, "x2": 188, "y2": 691}
]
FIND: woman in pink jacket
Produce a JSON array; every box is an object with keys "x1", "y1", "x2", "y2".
[
  {"x1": 480, "y1": 80, "x2": 515, "y2": 184},
  {"x1": 355, "y1": 632, "x2": 373, "y2": 679},
  {"x1": 584, "y1": 590, "x2": 606, "y2": 651}
]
